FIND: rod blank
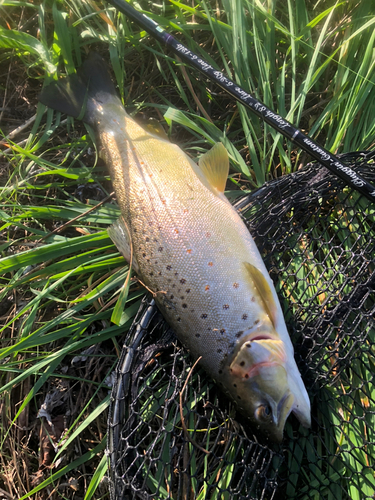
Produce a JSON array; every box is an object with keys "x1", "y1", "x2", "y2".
[{"x1": 107, "y1": 0, "x2": 375, "y2": 203}]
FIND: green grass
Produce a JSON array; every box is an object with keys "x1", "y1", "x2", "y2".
[{"x1": 0, "y1": 0, "x2": 374, "y2": 498}]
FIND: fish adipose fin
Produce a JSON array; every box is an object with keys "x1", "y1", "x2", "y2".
[
  {"x1": 39, "y1": 53, "x2": 121, "y2": 125},
  {"x1": 198, "y1": 143, "x2": 229, "y2": 193},
  {"x1": 244, "y1": 262, "x2": 278, "y2": 328},
  {"x1": 140, "y1": 117, "x2": 170, "y2": 141},
  {"x1": 108, "y1": 217, "x2": 139, "y2": 273}
]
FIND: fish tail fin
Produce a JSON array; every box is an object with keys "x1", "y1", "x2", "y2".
[{"x1": 39, "y1": 53, "x2": 121, "y2": 125}]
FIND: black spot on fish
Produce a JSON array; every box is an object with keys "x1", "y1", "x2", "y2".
[
  {"x1": 174, "y1": 272, "x2": 178, "y2": 276},
  {"x1": 254, "y1": 319, "x2": 260, "y2": 324},
  {"x1": 182, "y1": 304, "x2": 187, "y2": 308},
  {"x1": 240, "y1": 361, "x2": 245, "y2": 366},
  {"x1": 233, "y1": 383, "x2": 237, "y2": 388},
  {"x1": 145, "y1": 237, "x2": 150, "y2": 242},
  {"x1": 242, "y1": 314, "x2": 248, "y2": 320},
  {"x1": 180, "y1": 296, "x2": 184, "y2": 300},
  {"x1": 142, "y1": 253, "x2": 146, "y2": 257},
  {"x1": 166, "y1": 265, "x2": 172, "y2": 270},
  {"x1": 201, "y1": 313, "x2": 208, "y2": 319},
  {"x1": 154, "y1": 260, "x2": 158, "y2": 264},
  {"x1": 220, "y1": 329, "x2": 226, "y2": 334},
  {"x1": 186, "y1": 289, "x2": 191, "y2": 293},
  {"x1": 237, "y1": 396, "x2": 242, "y2": 400},
  {"x1": 244, "y1": 374, "x2": 249, "y2": 379},
  {"x1": 170, "y1": 295, "x2": 174, "y2": 299},
  {"x1": 217, "y1": 349, "x2": 222, "y2": 353},
  {"x1": 218, "y1": 370, "x2": 223, "y2": 374},
  {"x1": 195, "y1": 334, "x2": 200, "y2": 338},
  {"x1": 223, "y1": 304, "x2": 229, "y2": 310},
  {"x1": 236, "y1": 331, "x2": 244, "y2": 338},
  {"x1": 180, "y1": 279, "x2": 186, "y2": 284},
  {"x1": 150, "y1": 272, "x2": 154, "y2": 276},
  {"x1": 177, "y1": 317, "x2": 181, "y2": 322},
  {"x1": 158, "y1": 271, "x2": 162, "y2": 276},
  {"x1": 158, "y1": 247, "x2": 163, "y2": 252}
]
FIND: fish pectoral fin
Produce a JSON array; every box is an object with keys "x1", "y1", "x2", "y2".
[
  {"x1": 108, "y1": 216, "x2": 139, "y2": 273},
  {"x1": 253, "y1": 339, "x2": 286, "y2": 362},
  {"x1": 244, "y1": 262, "x2": 278, "y2": 328},
  {"x1": 198, "y1": 143, "x2": 229, "y2": 193}
]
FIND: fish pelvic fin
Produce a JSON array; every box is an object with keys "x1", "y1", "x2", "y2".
[
  {"x1": 244, "y1": 262, "x2": 278, "y2": 328},
  {"x1": 108, "y1": 216, "x2": 139, "y2": 273},
  {"x1": 198, "y1": 143, "x2": 229, "y2": 193},
  {"x1": 39, "y1": 53, "x2": 121, "y2": 125}
]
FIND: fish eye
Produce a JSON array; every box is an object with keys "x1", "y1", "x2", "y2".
[{"x1": 255, "y1": 404, "x2": 272, "y2": 422}]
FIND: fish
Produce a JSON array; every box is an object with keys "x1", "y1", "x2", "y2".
[{"x1": 39, "y1": 53, "x2": 311, "y2": 442}]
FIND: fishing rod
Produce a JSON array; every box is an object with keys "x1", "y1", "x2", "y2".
[{"x1": 106, "y1": 0, "x2": 375, "y2": 203}]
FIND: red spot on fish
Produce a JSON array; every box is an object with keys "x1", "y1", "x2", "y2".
[
  {"x1": 186, "y1": 249, "x2": 192, "y2": 254},
  {"x1": 233, "y1": 282, "x2": 239, "y2": 289},
  {"x1": 175, "y1": 229, "x2": 179, "y2": 234},
  {"x1": 205, "y1": 285, "x2": 210, "y2": 291},
  {"x1": 208, "y1": 262, "x2": 213, "y2": 267}
]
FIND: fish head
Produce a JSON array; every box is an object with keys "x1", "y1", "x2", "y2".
[{"x1": 226, "y1": 327, "x2": 310, "y2": 442}]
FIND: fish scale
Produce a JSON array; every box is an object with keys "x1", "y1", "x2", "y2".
[{"x1": 39, "y1": 53, "x2": 311, "y2": 441}]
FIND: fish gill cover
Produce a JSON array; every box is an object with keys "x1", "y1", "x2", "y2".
[{"x1": 108, "y1": 152, "x2": 375, "y2": 500}]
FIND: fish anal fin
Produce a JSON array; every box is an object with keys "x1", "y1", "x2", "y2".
[
  {"x1": 108, "y1": 216, "x2": 139, "y2": 273},
  {"x1": 198, "y1": 143, "x2": 229, "y2": 193},
  {"x1": 244, "y1": 262, "x2": 278, "y2": 328}
]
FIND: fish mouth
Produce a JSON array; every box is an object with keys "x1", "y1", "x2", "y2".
[
  {"x1": 271, "y1": 391, "x2": 294, "y2": 442},
  {"x1": 277, "y1": 391, "x2": 294, "y2": 424}
]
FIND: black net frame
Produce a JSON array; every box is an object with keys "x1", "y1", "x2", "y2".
[{"x1": 107, "y1": 151, "x2": 375, "y2": 500}]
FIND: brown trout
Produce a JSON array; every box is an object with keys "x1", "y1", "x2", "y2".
[{"x1": 39, "y1": 53, "x2": 310, "y2": 441}]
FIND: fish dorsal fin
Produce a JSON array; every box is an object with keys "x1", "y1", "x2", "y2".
[
  {"x1": 244, "y1": 262, "x2": 278, "y2": 328},
  {"x1": 198, "y1": 143, "x2": 229, "y2": 193}
]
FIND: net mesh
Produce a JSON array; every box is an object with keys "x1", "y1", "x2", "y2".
[{"x1": 107, "y1": 151, "x2": 375, "y2": 500}]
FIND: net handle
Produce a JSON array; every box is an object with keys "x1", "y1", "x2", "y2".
[{"x1": 106, "y1": 0, "x2": 375, "y2": 203}]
